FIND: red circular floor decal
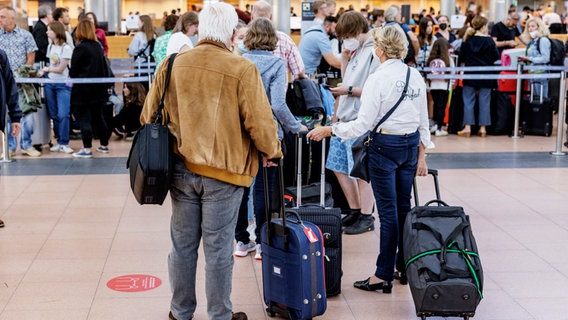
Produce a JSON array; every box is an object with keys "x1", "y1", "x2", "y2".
[{"x1": 107, "y1": 274, "x2": 162, "y2": 292}]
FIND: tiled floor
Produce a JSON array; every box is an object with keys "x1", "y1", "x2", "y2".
[{"x1": 2, "y1": 127, "x2": 568, "y2": 319}]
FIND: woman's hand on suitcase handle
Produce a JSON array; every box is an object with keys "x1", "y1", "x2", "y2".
[{"x1": 306, "y1": 126, "x2": 332, "y2": 141}]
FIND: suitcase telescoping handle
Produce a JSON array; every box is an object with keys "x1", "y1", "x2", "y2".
[
  {"x1": 412, "y1": 168, "x2": 441, "y2": 207},
  {"x1": 296, "y1": 133, "x2": 327, "y2": 208},
  {"x1": 264, "y1": 158, "x2": 292, "y2": 250},
  {"x1": 529, "y1": 81, "x2": 544, "y2": 104}
]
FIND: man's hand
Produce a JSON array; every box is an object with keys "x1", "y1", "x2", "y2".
[
  {"x1": 263, "y1": 156, "x2": 279, "y2": 167},
  {"x1": 329, "y1": 83, "x2": 348, "y2": 96},
  {"x1": 11, "y1": 122, "x2": 20, "y2": 137}
]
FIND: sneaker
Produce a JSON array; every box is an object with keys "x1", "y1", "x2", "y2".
[
  {"x1": 344, "y1": 215, "x2": 375, "y2": 235},
  {"x1": 60, "y1": 145, "x2": 74, "y2": 154},
  {"x1": 254, "y1": 243, "x2": 262, "y2": 260},
  {"x1": 234, "y1": 241, "x2": 256, "y2": 257},
  {"x1": 96, "y1": 146, "x2": 109, "y2": 153},
  {"x1": 0, "y1": 218, "x2": 4, "y2": 228},
  {"x1": 72, "y1": 149, "x2": 92, "y2": 158},
  {"x1": 429, "y1": 123, "x2": 438, "y2": 134},
  {"x1": 435, "y1": 129, "x2": 448, "y2": 137},
  {"x1": 49, "y1": 143, "x2": 61, "y2": 152},
  {"x1": 113, "y1": 128, "x2": 125, "y2": 139},
  {"x1": 125, "y1": 134, "x2": 135, "y2": 141},
  {"x1": 22, "y1": 147, "x2": 41, "y2": 157},
  {"x1": 232, "y1": 312, "x2": 248, "y2": 320},
  {"x1": 1, "y1": 150, "x2": 16, "y2": 158}
]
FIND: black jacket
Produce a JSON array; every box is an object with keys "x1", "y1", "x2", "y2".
[
  {"x1": 32, "y1": 20, "x2": 49, "y2": 63},
  {"x1": 70, "y1": 40, "x2": 109, "y2": 105},
  {"x1": 0, "y1": 49, "x2": 22, "y2": 133},
  {"x1": 458, "y1": 35, "x2": 500, "y2": 88}
]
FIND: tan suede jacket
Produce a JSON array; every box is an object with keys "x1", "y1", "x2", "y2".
[{"x1": 141, "y1": 40, "x2": 282, "y2": 187}]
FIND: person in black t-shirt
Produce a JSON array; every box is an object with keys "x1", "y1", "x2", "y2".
[{"x1": 491, "y1": 12, "x2": 521, "y2": 54}]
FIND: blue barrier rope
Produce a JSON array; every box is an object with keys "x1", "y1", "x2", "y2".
[{"x1": 14, "y1": 76, "x2": 148, "y2": 84}]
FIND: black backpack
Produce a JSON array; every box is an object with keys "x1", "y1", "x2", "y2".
[{"x1": 536, "y1": 36, "x2": 566, "y2": 66}]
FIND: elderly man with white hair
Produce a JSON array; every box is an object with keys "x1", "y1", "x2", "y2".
[
  {"x1": 140, "y1": 2, "x2": 282, "y2": 320},
  {"x1": 251, "y1": 0, "x2": 306, "y2": 79}
]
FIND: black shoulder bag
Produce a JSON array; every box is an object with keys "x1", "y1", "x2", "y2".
[
  {"x1": 127, "y1": 53, "x2": 177, "y2": 205},
  {"x1": 350, "y1": 66, "x2": 411, "y2": 182}
]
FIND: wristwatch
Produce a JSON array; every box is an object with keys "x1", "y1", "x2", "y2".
[{"x1": 347, "y1": 86, "x2": 353, "y2": 96}]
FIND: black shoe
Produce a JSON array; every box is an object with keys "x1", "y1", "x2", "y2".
[
  {"x1": 353, "y1": 277, "x2": 392, "y2": 293},
  {"x1": 232, "y1": 312, "x2": 248, "y2": 320},
  {"x1": 0, "y1": 219, "x2": 4, "y2": 228},
  {"x1": 168, "y1": 311, "x2": 177, "y2": 320},
  {"x1": 341, "y1": 208, "x2": 361, "y2": 227},
  {"x1": 344, "y1": 215, "x2": 375, "y2": 234},
  {"x1": 394, "y1": 271, "x2": 408, "y2": 285},
  {"x1": 564, "y1": 141, "x2": 568, "y2": 148}
]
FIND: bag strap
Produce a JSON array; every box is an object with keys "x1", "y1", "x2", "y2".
[
  {"x1": 154, "y1": 53, "x2": 177, "y2": 124},
  {"x1": 367, "y1": 66, "x2": 411, "y2": 142}
]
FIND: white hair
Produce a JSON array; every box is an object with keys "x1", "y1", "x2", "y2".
[
  {"x1": 199, "y1": 2, "x2": 238, "y2": 43},
  {"x1": 384, "y1": 5, "x2": 400, "y2": 23}
]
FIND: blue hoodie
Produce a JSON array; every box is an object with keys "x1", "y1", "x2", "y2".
[{"x1": 243, "y1": 50, "x2": 302, "y2": 139}]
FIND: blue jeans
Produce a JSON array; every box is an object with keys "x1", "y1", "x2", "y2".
[
  {"x1": 368, "y1": 131, "x2": 419, "y2": 281},
  {"x1": 168, "y1": 158, "x2": 244, "y2": 320},
  {"x1": 8, "y1": 113, "x2": 34, "y2": 150},
  {"x1": 462, "y1": 86, "x2": 492, "y2": 126},
  {"x1": 45, "y1": 83, "x2": 71, "y2": 145}
]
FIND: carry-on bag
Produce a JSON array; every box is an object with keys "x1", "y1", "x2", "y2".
[
  {"x1": 286, "y1": 135, "x2": 342, "y2": 296},
  {"x1": 261, "y1": 160, "x2": 327, "y2": 319},
  {"x1": 127, "y1": 53, "x2": 177, "y2": 205},
  {"x1": 520, "y1": 83, "x2": 554, "y2": 136},
  {"x1": 487, "y1": 90, "x2": 514, "y2": 136},
  {"x1": 30, "y1": 92, "x2": 51, "y2": 147},
  {"x1": 405, "y1": 169, "x2": 483, "y2": 320}
]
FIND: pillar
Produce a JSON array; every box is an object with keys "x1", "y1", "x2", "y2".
[
  {"x1": 273, "y1": 0, "x2": 290, "y2": 35},
  {"x1": 439, "y1": 0, "x2": 455, "y2": 17},
  {"x1": 85, "y1": 0, "x2": 122, "y2": 34},
  {"x1": 489, "y1": 0, "x2": 510, "y2": 23}
]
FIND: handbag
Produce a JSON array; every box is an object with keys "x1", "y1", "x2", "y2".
[
  {"x1": 350, "y1": 67, "x2": 411, "y2": 182},
  {"x1": 127, "y1": 53, "x2": 177, "y2": 205}
]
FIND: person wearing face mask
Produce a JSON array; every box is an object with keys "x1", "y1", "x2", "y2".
[
  {"x1": 434, "y1": 15, "x2": 456, "y2": 44},
  {"x1": 308, "y1": 11, "x2": 380, "y2": 235},
  {"x1": 231, "y1": 22, "x2": 248, "y2": 56},
  {"x1": 457, "y1": 15, "x2": 499, "y2": 138},
  {"x1": 518, "y1": 18, "x2": 551, "y2": 98},
  {"x1": 307, "y1": 25, "x2": 431, "y2": 291},
  {"x1": 491, "y1": 12, "x2": 521, "y2": 55}
]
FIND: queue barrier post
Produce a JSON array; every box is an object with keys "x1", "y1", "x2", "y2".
[
  {"x1": 1, "y1": 109, "x2": 14, "y2": 163},
  {"x1": 551, "y1": 70, "x2": 567, "y2": 156},
  {"x1": 512, "y1": 63, "x2": 524, "y2": 139}
]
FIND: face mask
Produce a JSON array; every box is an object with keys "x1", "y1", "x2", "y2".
[
  {"x1": 343, "y1": 38, "x2": 359, "y2": 51},
  {"x1": 372, "y1": 48, "x2": 380, "y2": 60},
  {"x1": 439, "y1": 23, "x2": 447, "y2": 31},
  {"x1": 237, "y1": 40, "x2": 247, "y2": 54},
  {"x1": 530, "y1": 31, "x2": 539, "y2": 39}
]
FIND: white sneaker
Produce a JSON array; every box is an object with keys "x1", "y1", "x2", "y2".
[
  {"x1": 435, "y1": 129, "x2": 448, "y2": 137},
  {"x1": 254, "y1": 244, "x2": 262, "y2": 260},
  {"x1": 429, "y1": 123, "x2": 438, "y2": 134},
  {"x1": 234, "y1": 241, "x2": 256, "y2": 257},
  {"x1": 60, "y1": 145, "x2": 74, "y2": 154},
  {"x1": 22, "y1": 147, "x2": 41, "y2": 157},
  {"x1": 49, "y1": 143, "x2": 60, "y2": 152}
]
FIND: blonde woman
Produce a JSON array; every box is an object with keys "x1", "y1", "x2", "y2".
[
  {"x1": 127, "y1": 15, "x2": 156, "y2": 63},
  {"x1": 308, "y1": 24, "x2": 431, "y2": 292},
  {"x1": 518, "y1": 18, "x2": 551, "y2": 97}
]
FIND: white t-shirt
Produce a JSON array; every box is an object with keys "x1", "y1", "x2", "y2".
[
  {"x1": 47, "y1": 43, "x2": 73, "y2": 79},
  {"x1": 166, "y1": 32, "x2": 194, "y2": 56}
]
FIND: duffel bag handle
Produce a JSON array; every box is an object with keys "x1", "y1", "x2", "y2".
[{"x1": 424, "y1": 199, "x2": 449, "y2": 207}]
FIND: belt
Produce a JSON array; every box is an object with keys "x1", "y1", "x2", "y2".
[{"x1": 378, "y1": 129, "x2": 415, "y2": 136}]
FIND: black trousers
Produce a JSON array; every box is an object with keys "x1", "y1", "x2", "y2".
[
  {"x1": 431, "y1": 89, "x2": 449, "y2": 128},
  {"x1": 76, "y1": 100, "x2": 110, "y2": 149}
]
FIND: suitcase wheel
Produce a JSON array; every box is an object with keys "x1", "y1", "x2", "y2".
[{"x1": 266, "y1": 308, "x2": 275, "y2": 317}]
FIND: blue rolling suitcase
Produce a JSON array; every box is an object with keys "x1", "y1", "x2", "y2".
[{"x1": 261, "y1": 160, "x2": 327, "y2": 320}]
